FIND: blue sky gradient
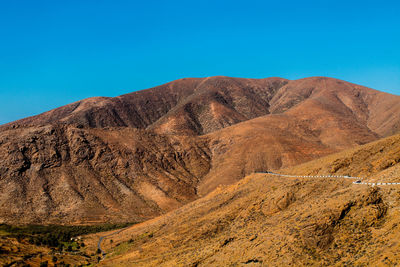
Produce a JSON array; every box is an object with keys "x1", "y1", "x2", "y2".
[{"x1": 0, "y1": 0, "x2": 399, "y2": 124}]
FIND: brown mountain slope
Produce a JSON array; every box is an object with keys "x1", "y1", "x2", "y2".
[
  {"x1": 198, "y1": 108, "x2": 377, "y2": 195},
  {"x1": 0, "y1": 94, "x2": 379, "y2": 224},
  {"x1": 0, "y1": 125, "x2": 211, "y2": 224},
  {"x1": 0, "y1": 112, "x2": 368, "y2": 224},
  {"x1": 88, "y1": 133, "x2": 400, "y2": 266},
  {"x1": 270, "y1": 77, "x2": 400, "y2": 137},
  {"x1": 0, "y1": 76, "x2": 399, "y2": 224},
  {"x1": 2, "y1": 77, "x2": 400, "y2": 137},
  {"x1": 1, "y1": 77, "x2": 288, "y2": 135},
  {"x1": 1, "y1": 78, "x2": 206, "y2": 130}
]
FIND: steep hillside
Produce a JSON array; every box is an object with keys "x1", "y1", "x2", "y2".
[{"x1": 87, "y1": 134, "x2": 400, "y2": 266}]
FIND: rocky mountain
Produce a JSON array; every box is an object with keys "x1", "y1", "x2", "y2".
[{"x1": 0, "y1": 76, "x2": 399, "y2": 224}]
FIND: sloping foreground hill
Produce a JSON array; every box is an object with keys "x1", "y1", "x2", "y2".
[{"x1": 86, "y1": 133, "x2": 400, "y2": 266}]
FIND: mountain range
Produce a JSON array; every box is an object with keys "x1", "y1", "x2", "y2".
[{"x1": 0, "y1": 76, "x2": 399, "y2": 225}]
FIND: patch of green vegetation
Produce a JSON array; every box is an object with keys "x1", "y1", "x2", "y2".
[{"x1": 0, "y1": 222, "x2": 134, "y2": 249}]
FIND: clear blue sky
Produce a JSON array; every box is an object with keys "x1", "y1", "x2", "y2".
[{"x1": 0, "y1": 0, "x2": 399, "y2": 125}]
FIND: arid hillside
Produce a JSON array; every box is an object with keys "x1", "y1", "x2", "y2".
[
  {"x1": 88, "y1": 133, "x2": 400, "y2": 266},
  {"x1": 0, "y1": 76, "x2": 399, "y2": 224}
]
